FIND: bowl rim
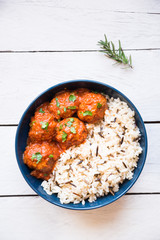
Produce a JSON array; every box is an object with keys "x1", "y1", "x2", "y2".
[{"x1": 15, "y1": 79, "x2": 148, "y2": 210}]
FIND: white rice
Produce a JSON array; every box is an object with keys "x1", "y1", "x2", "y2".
[{"x1": 41, "y1": 96, "x2": 142, "y2": 205}]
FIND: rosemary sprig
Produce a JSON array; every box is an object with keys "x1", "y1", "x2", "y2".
[{"x1": 98, "y1": 35, "x2": 132, "y2": 68}]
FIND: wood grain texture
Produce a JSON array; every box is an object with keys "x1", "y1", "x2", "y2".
[
  {"x1": 0, "y1": 50, "x2": 160, "y2": 123},
  {"x1": 0, "y1": 195, "x2": 160, "y2": 240},
  {"x1": 0, "y1": 124, "x2": 159, "y2": 195},
  {"x1": 1, "y1": 0, "x2": 160, "y2": 13},
  {"x1": 0, "y1": 1, "x2": 160, "y2": 50}
]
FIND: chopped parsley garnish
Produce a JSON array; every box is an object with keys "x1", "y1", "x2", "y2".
[
  {"x1": 57, "y1": 110, "x2": 60, "y2": 115},
  {"x1": 39, "y1": 108, "x2": 45, "y2": 113},
  {"x1": 62, "y1": 131, "x2": 67, "y2": 142},
  {"x1": 55, "y1": 97, "x2": 60, "y2": 107},
  {"x1": 58, "y1": 119, "x2": 61, "y2": 122},
  {"x1": 40, "y1": 121, "x2": 49, "y2": 130},
  {"x1": 69, "y1": 94, "x2": 76, "y2": 102},
  {"x1": 92, "y1": 90, "x2": 98, "y2": 94},
  {"x1": 65, "y1": 123, "x2": 67, "y2": 126},
  {"x1": 69, "y1": 118, "x2": 74, "y2": 122},
  {"x1": 97, "y1": 103, "x2": 102, "y2": 109},
  {"x1": 49, "y1": 154, "x2": 53, "y2": 158},
  {"x1": 64, "y1": 107, "x2": 67, "y2": 112},
  {"x1": 30, "y1": 121, "x2": 36, "y2": 127},
  {"x1": 68, "y1": 106, "x2": 76, "y2": 109},
  {"x1": 83, "y1": 111, "x2": 93, "y2": 116},
  {"x1": 32, "y1": 152, "x2": 42, "y2": 164},
  {"x1": 70, "y1": 127, "x2": 76, "y2": 134},
  {"x1": 67, "y1": 121, "x2": 73, "y2": 127},
  {"x1": 59, "y1": 124, "x2": 63, "y2": 130}
]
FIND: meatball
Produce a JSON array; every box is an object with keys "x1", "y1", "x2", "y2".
[
  {"x1": 49, "y1": 91, "x2": 80, "y2": 120},
  {"x1": 23, "y1": 142, "x2": 62, "y2": 180},
  {"x1": 29, "y1": 102, "x2": 57, "y2": 143},
  {"x1": 31, "y1": 170, "x2": 50, "y2": 180},
  {"x1": 73, "y1": 88, "x2": 90, "y2": 102},
  {"x1": 34, "y1": 102, "x2": 51, "y2": 117},
  {"x1": 55, "y1": 117, "x2": 87, "y2": 149},
  {"x1": 77, "y1": 92, "x2": 107, "y2": 123}
]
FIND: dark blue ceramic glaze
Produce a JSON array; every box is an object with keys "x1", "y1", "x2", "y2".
[{"x1": 15, "y1": 80, "x2": 148, "y2": 210}]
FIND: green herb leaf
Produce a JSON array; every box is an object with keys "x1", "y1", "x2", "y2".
[
  {"x1": 97, "y1": 103, "x2": 102, "y2": 109},
  {"x1": 69, "y1": 94, "x2": 76, "y2": 102},
  {"x1": 129, "y1": 55, "x2": 132, "y2": 66},
  {"x1": 64, "y1": 107, "x2": 67, "y2": 112},
  {"x1": 68, "y1": 106, "x2": 76, "y2": 109},
  {"x1": 39, "y1": 108, "x2": 45, "y2": 113},
  {"x1": 59, "y1": 124, "x2": 63, "y2": 130},
  {"x1": 55, "y1": 97, "x2": 60, "y2": 107},
  {"x1": 32, "y1": 152, "x2": 42, "y2": 164},
  {"x1": 69, "y1": 118, "x2": 74, "y2": 122},
  {"x1": 40, "y1": 121, "x2": 49, "y2": 130},
  {"x1": 83, "y1": 111, "x2": 93, "y2": 116},
  {"x1": 49, "y1": 154, "x2": 53, "y2": 158},
  {"x1": 57, "y1": 110, "x2": 60, "y2": 115},
  {"x1": 58, "y1": 119, "x2": 61, "y2": 122},
  {"x1": 91, "y1": 91, "x2": 98, "y2": 94},
  {"x1": 70, "y1": 127, "x2": 76, "y2": 134},
  {"x1": 62, "y1": 131, "x2": 67, "y2": 142},
  {"x1": 98, "y1": 35, "x2": 133, "y2": 68},
  {"x1": 67, "y1": 121, "x2": 73, "y2": 127},
  {"x1": 111, "y1": 41, "x2": 115, "y2": 54},
  {"x1": 30, "y1": 121, "x2": 36, "y2": 127}
]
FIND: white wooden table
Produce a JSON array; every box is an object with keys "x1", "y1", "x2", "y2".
[{"x1": 0, "y1": 1, "x2": 160, "y2": 239}]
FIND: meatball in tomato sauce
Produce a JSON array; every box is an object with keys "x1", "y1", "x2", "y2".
[
  {"x1": 49, "y1": 91, "x2": 79, "y2": 120},
  {"x1": 29, "y1": 102, "x2": 57, "y2": 143},
  {"x1": 73, "y1": 88, "x2": 90, "y2": 102},
  {"x1": 34, "y1": 102, "x2": 51, "y2": 118},
  {"x1": 77, "y1": 92, "x2": 107, "y2": 123},
  {"x1": 55, "y1": 117, "x2": 87, "y2": 149},
  {"x1": 23, "y1": 142, "x2": 62, "y2": 180}
]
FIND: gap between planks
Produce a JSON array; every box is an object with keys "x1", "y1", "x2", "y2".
[
  {"x1": 1, "y1": 192, "x2": 160, "y2": 198},
  {"x1": 0, "y1": 122, "x2": 160, "y2": 127},
  {"x1": 0, "y1": 48, "x2": 160, "y2": 53}
]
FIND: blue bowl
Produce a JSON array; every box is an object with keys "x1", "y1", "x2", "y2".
[{"x1": 15, "y1": 80, "x2": 147, "y2": 210}]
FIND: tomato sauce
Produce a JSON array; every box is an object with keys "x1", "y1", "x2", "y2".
[{"x1": 23, "y1": 88, "x2": 107, "y2": 180}]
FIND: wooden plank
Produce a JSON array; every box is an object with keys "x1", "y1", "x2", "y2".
[
  {"x1": 0, "y1": 50, "x2": 160, "y2": 123},
  {"x1": 0, "y1": 1, "x2": 160, "y2": 50},
  {"x1": 2, "y1": 0, "x2": 160, "y2": 13},
  {"x1": 0, "y1": 195, "x2": 160, "y2": 240},
  {"x1": 0, "y1": 124, "x2": 159, "y2": 195}
]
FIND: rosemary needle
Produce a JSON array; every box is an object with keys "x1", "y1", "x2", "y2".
[{"x1": 98, "y1": 35, "x2": 132, "y2": 68}]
